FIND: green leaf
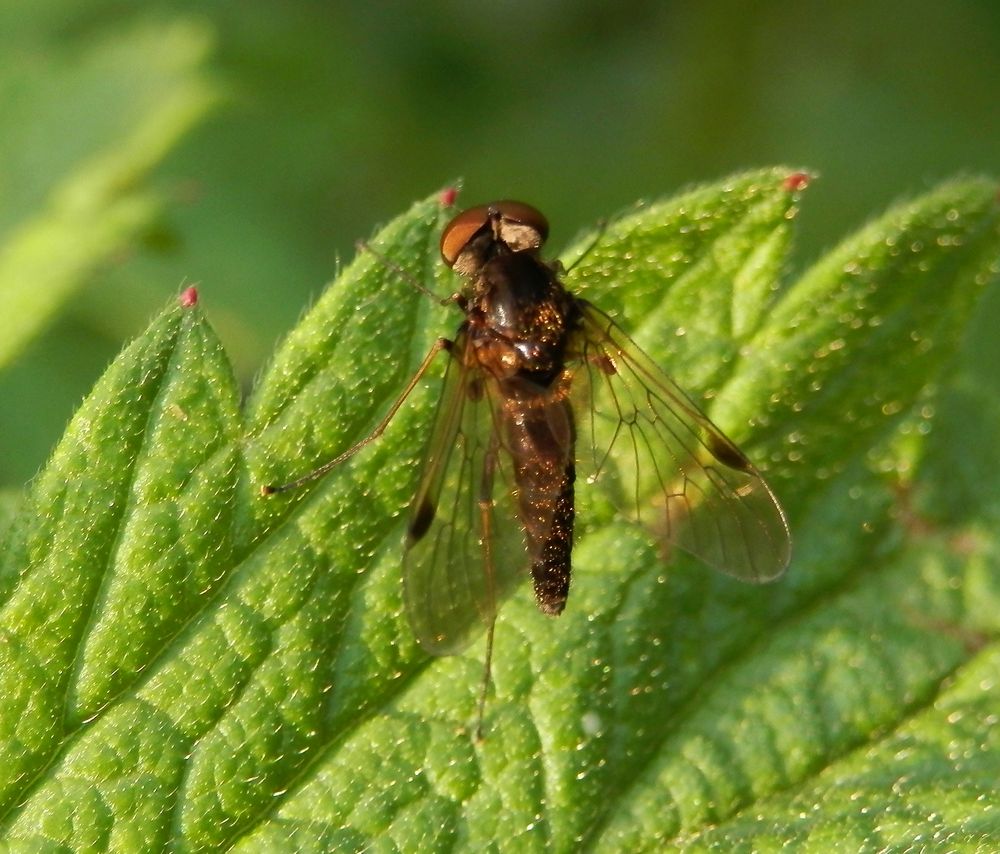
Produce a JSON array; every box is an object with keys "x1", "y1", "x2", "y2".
[
  {"x1": 0, "y1": 19, "x2": 217, "y2": 372},
  {"x1": 2, "y1": 171, "x2": 999, "y2": 851},
  {"x1": 565, "y1": 169, "x2": 802, "y2": 395}
]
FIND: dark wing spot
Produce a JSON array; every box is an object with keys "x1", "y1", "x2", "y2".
[
  {"x1": 591, "y1": 353, "x2": 617, "y2": 376},
  {"x1": 408, "y1": 497, "x2": 436, "y2": 541},
  {"x1": 467, "y1": 375, "x2": 484, "y2": 401},
  {"x1": 706, "y1": 431, "x2": 753, "y2": 472}
]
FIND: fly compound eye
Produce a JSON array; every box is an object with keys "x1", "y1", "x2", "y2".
[
  {"x1": 440, "y1": 204, "x2": 492, "y2": 267},
  {"x1": 491, "y1": 201, "x2": 549, "y2": 246},
  {"x1": 440, "y1": 201, "x2": 550, "y2": 268}
]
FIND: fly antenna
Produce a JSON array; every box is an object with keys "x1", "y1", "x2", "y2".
[
  {"x1": 356, "y1": 240, "x2": 456, "y2": 307},
  {"x1": 562, "y1": 217, "x2": 609, "y2": 274}
]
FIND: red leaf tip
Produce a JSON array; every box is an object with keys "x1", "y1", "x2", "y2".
[
  {"x1": 439, "y1": 187, "x2": 459, "y2": 207},
  {"x1": 782, "y1": 171, "x2": 812, "y2": 192},
  {"x1": 179, "y1": 286, "x2": 199, "y2": 307}
]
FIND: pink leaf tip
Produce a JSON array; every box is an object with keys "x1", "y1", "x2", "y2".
[
  {"x1": 179, "y1": 286, "x2": 199, "y2": 307},
  {"x1": 782, "y1": 172, "x2": 812, "y2": 192}
]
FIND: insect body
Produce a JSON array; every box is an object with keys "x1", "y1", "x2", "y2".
[
  {"x1": 265, "y1": 200, "x2": 791, "y2": 735},
  {"x1": 414, "y1": 202, "x2": 583, "y2": 622}
]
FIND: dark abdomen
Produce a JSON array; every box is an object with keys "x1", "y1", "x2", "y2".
[{"x1": 501, "y1": 389, "x2": 576, "y2": 615}]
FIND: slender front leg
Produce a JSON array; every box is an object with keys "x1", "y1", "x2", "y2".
[
  {"x1": 475, "y1": 432, "x2": 500, "y2": 740},
  {"x1": 262, "y1": 337, "x2": 453, "y2": 494}
]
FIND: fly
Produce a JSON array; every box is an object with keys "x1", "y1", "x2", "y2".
[{"x1": 263, "y1": 200, "x2": 791, "y2": 737}]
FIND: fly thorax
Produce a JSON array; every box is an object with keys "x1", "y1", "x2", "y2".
[{"x1": 469, "y1": 253, "x2": 574, "y2": 382}]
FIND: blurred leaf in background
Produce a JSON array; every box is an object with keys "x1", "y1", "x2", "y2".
[
  {"x1": 0, "y1": 11, "x2": 216, "y2": 484},
  {"x1": 0, "y1": 19, "x2": 216, "y2": 371}
]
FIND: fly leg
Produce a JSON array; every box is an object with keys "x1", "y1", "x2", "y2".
[
  {"x1": 262, "y1": 338, "x2": 452, "y2": 494},
  {"x1": 475, "y1": 433, "x2": 500, "y2": 740}
]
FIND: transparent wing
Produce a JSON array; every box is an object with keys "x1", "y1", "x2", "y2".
[
  {"x1": 403, "y1": 331, "x2": 530, "y2": 655},
  {"x1": 574, "y1": 301, "x2": 790, "y2": 582}
]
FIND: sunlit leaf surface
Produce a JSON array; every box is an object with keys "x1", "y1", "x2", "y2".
[{"x1": 2, "y1": 171, "x2": 999, "y2": 851}]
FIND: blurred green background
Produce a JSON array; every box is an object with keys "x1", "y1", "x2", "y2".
[{"x1": 2, "y1": 0, "x2": 999, "y2": 486}]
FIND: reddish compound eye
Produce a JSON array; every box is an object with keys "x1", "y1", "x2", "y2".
[
  {"x1": 491, "y1": 201, "x2": 549, "y2": 242},
  {"x1": 440, "y1": 205, "x2": 491, "y2": 267},
  {"x1": 439, "y1": 200, "x2": 549, "y2": 267}
]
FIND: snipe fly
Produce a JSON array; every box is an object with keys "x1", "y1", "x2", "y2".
[{"x1": 264, "y1": 200, "x2": 791, "y2": 736}]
